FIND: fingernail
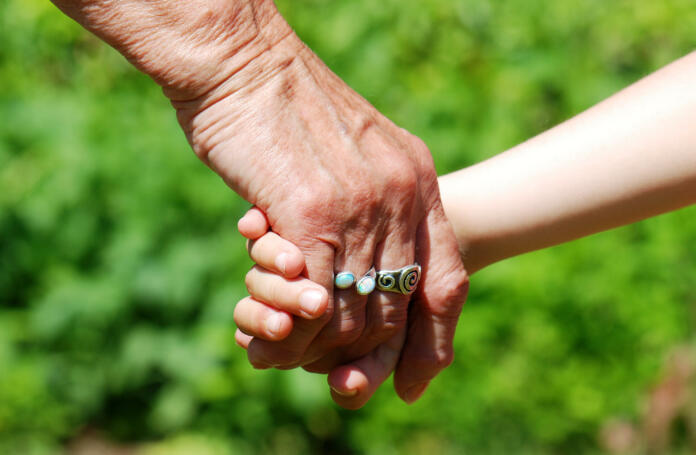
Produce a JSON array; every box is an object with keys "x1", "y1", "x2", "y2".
[
  {"x1": 331, "y1": 386, "x2": 358, "y2": 397},
  {"x1": 266, "y1": 313, "x2": 284, "y2": 337},
  {"x1": 299, "y1": 289, "x2": 324, "y2": 317},
  {"x1": 403, "y1": 382, "x2": 429, "y2": 404},
  {"x1": 275, "y1": 253, "x2": 288, "y2": 275},
  {"x1": 237, "y1": 213, "x2": 250, "y2": 229}
]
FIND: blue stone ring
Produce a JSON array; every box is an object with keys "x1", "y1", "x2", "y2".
[
  {"x1": 334, "y1": 272, "x2": 356, "y2": 289},
  {"x1": 376, "y1": 264, "x2": 421, "y2": 295}
]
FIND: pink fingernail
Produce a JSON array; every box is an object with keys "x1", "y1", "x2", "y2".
[
  {"x1": 275, "y1": 253, "x2": 288, "y2": 275},
  {"x1": 403, "y1": 382, "x2": 429, "y2": 404},
  {"x1": 266, "y1": 313, "x2": 284, "y2": 337},
  {"x1": 299, "y1": 289, "x2": 324, "y2": 317},
  {"x1": 237, "y1": 213, "x2": 251, "y2": 231}
]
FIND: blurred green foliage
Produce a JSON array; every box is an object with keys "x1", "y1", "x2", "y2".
[{"x1": 1, "y1": 0, "x2": 695, "y2": 453}]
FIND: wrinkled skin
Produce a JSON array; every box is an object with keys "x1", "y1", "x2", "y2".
[{"x1": 50, "y1": 0, "x2": 469, "y2": 407}]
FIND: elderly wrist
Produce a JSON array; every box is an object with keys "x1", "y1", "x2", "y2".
[
  {"x1": 53, "y1": 0, "x2": 294, "y2": 101},
  {"x1": 156, "y1": 0, "x2": 297, "y2": 101}
]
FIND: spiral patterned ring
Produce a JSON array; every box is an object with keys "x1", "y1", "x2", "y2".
[
  {"x1": 377, "y1": 273, "x2": 396, "y2": 290},
  {"x1": 376, "y1": 264, "x2": 421, "y2": 295},
  {"x1": 398, "y1": 267, "x2": 420, "y2": 294}
]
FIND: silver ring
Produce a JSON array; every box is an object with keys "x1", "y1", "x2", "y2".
[
  {"x1": 376, "y1": 264, "x2": 421, "y2": 295},
  {"x1": 356, "y1": 267, "x2": 377, "y2": 295}
]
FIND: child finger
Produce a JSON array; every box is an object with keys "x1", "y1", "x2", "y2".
[
  {"x1": 235, "y1": 329, "x2": 253, "y2": 349},
  {"x1": 245, "y1": 265, "x2": 328, "y2": 319},
  {"x1": 234, "y1": 296, "x2": 294, "y2": 341},
  {"x1": 247, "y1": 232, "x2": 306, "y2": 278},
  {"x1": 237, "y1": 207, "x2": 270, "y2": 240}
]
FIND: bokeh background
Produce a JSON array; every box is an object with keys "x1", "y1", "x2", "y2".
[{"x1": 2, "y1": 0, "x2": 696, "y2": 453}]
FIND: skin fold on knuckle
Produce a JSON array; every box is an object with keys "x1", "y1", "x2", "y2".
[
  {"x1": 366, "y1": 302, "x2": 408, "y2": 342},
  {"x1": 437, "y1": 270, "x2": 470, "y2": 316},
  {"x1": 421, "y1": 260, "x2": 470, "y2": 318},
  {"x1": 408, "y1": 343, "x2": 455, "y2": 374},
  {"x1": 309, "y1": 312, "x2": 365, "y2": 360},
  {"x1": 372, "y1": 157, "x2": 421, "y2": 224},
  {"x1": 330, "y1": 316, "x2": 365, "y2": 347},
  {"x1": 289, "y1": 181, "x2": 346, "y2": 226}
]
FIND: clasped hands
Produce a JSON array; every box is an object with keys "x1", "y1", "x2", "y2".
[
  {"x1": 50, "y1": 0, "x2": 468, "y2": 409},
  {"x1": 218, "y1": 39, "x2": 470, "y2": 407},
  {"x1": 168, "y1": 7, "x2": 468, "y2": 409},
  {"x1": 185, "y1": 10, "x2": 469, "y2": 409},
  {"x1": 235, "y1": 199, "x2": 468, "y2": 409},
  {"x1": 49, "y1": 0, "x2": 696, "y2": 413},
  {"x1": 208, "y1": 17, "x2": 469, "y2": 410}
]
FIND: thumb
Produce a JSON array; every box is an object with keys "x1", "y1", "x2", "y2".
[{"x1": 327, "y1": 328, "x2": 406, "y2": 410}]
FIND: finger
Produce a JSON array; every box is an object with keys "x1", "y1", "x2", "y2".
[
  {"x1": 339, "y1": 221, "x2": 415, "y2": 361},
  {"x1": 235, "y1": 329, "x2": 253, "y2": 349},
  {"x1": 247, "y1": 232, "x2": 306, "y2": 278},
  {"x1": 305, "y1": 223, "x2": 415, "y2": 374},
  {"x1": 393, "y1": 204, "x2": 469, "y2": 404},
  {"x1": 327, "y1": 328, "x2": 406, "y2": 410},
  {"x1": 303, "y1": 233, "x2": 378, "y2": 362},
  {"x1": 247, "y1": 239, "x2": 335, "y2": 368},
  {"x1": 234, "y1": 296, "x2": 294, "y2": 341},
  {"x1": 237, "y1": 207, "x2": 270, "y2": 240},
  {"x1": 245, "y1": 265, "x2": 328, "y2": 319}
]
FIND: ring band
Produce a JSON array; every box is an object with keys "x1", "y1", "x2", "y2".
[{"x1": 376, "y1": 264, "x2": 421, "y2": 295}]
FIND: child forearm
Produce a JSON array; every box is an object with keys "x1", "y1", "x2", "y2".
[{"x1": 440, "y1": 51, "x2": 696, "y2": 274}]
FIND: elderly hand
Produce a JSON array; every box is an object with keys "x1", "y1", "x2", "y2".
[{"x1": 51, "y1": 0, "x2": 469, "y2": 405}]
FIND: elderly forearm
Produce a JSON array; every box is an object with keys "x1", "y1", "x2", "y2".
[
  {"x1": 50, "y1": 0, "x2": 294, "y2": 100},
  {"x1": 440, "y1": 51, "x2": 696, "y2": 274}
]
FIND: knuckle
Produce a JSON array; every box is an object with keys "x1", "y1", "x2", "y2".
[
  {"x1": 445, "y1": 269, "x2": 470, "y2": 300},
  {"x1": 406, "y1": 134, "x2": 434, "y2": 166},
  {"x1": 411, "y1": 346, "x2": 454, "y2": 372},
  {"x1": 322, "y1": 313, "x2": 364, "y2": 347},
  {"x1": 400, "y1": 130, "x2": 429, "y2": 153},
  {"x1": 266, "y1": 280, "x2": 281, "y2": 305},
  {"x1": 346, "y1": 181, "x2": 379, "y2": 214},
  {"x1": 367, "y1": 302, "x2": 408, "y2": 339},
  {"x1": 429, "y1": 269, "x2": 470, "y2": 317},
  {"x1": 385, "y1": 163, "x2": 418, "y2": 195},
  {"x1": 433, "y1": 347, "x2": 455, "y2": 370},
  {"x1": 293, "y1": 183, "x2": 341, "y2": 219},
  {"x1": 372, "y1": 160, "x2": 419, "y2": 218},
  {"x1": 334, "y1": 322, "x2": 363, "y2": 346},
  {"x1": 411, "y1": 135, "x2": 429, "y2": 152}
]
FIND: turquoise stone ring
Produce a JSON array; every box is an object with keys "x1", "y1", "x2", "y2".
[{"x1": 334, "y1": 272, "x2": 356, "y2": 289}]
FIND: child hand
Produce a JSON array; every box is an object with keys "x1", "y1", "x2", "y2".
[
  {"x1": 234, "y1": 208, "x2": 329, "y2": 349},
  {"x1": 236, "y1": 207, "x2": 405, "y2": 410}
]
